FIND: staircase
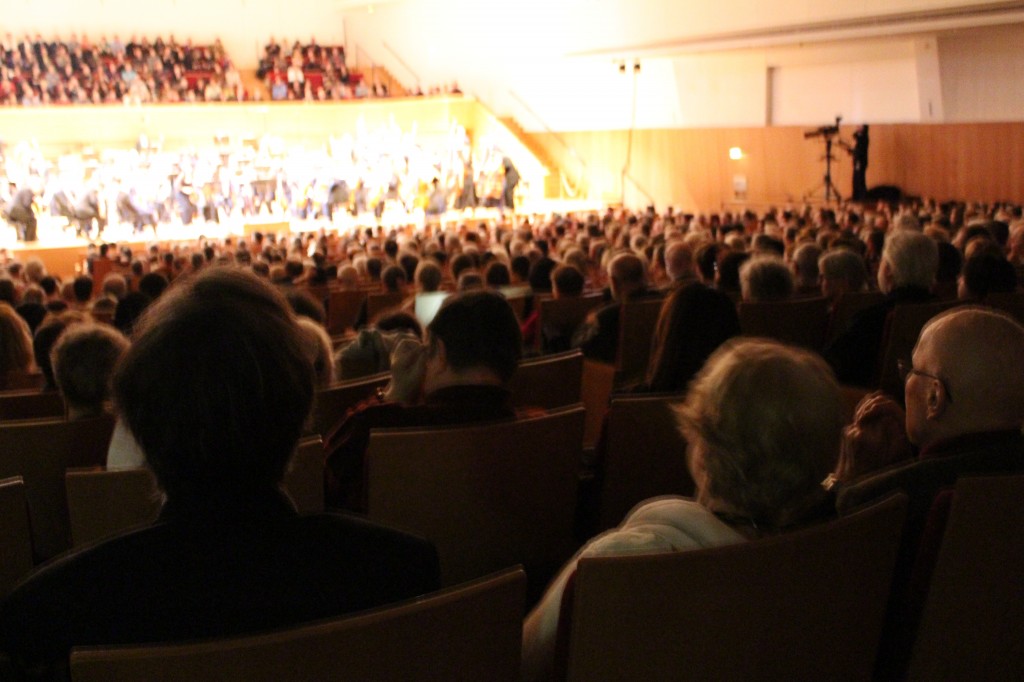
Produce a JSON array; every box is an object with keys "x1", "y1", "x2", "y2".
[{"x1": 499, "y1": 117, "x2": 578, "y2": 200}]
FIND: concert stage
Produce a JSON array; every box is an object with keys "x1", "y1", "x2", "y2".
[{"x1": 2, "y1": 197, "x2": 603, "y2": 278}]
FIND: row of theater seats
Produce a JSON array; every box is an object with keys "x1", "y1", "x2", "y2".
[{"x1": 6, "y1": 474, "x2": 1020, "y2": 680}]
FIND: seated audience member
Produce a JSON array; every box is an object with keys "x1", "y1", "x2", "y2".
[
  {"x1": 413, "y1": 260, "x2": 443, "y2": 294},
  {"x1": 113, "y1": 291, "x2": 153, "y2": 335},
  {"x1": 818, "y1": 248, "x2": 868, "y2": 307},
  {"x1": 71, "y1": 275, "x2": 93, "y2": 310},
  {"x1": 824, "y1": 230, "x2": 937, "y2": 387},
  {"x1": 836, "y1": 307, "x2": 1024, "y2": 676},
  {"x1": 32, "y1": 311, "x2": 87, "y2": 391},
  {"x1": 0, "y1": 303, "x2": 35, "y2": 389},
  {"x1": 296, "y1": 317, "x2": 335, "y2": 388},
  {"x1": 15, "y1": 284, "x2": 47, "y2": 333},
  {"x1": 1, "y1": 267, "x2": 440, "y2": 677},
  {"x1": 522, "y1": 337, "x2": 843, "y2": 681},
  {"x1": 325, "y1": 290, "x2": 522, "y2": 511},
  {"x1": 660, "y1": 241, "x2": 696, "y2": 292},
  {"x1": 50, "y1": 323, "x2": 129, "y2": 419},
  {"x1": 739, "y1": 256, "x2": 794, "y2": 302},
  {"x1": 574, "y1": 252, "x2": 657, "y2": 363},
  {"x1": 715, "y1": 251, "x2": 749, "y2": 296},
  {"x1": 521, "y1": 264, "x2": 584, "y2": 352},
  {"x1": 957, "y1": 253, "x2": 1017, "y2": 300},
  {"x1": 641, "y1": 281, "x2": 741, "y2": 393},
  {"x1": 791, "y1": 242, "x2": 823, "y2": 296},
  {"x1": 456, "y1": 270, "x2": 484, "y2": 291},
  {"x1": 932, "y1": 241, "x2": 963, "y2": 300}
]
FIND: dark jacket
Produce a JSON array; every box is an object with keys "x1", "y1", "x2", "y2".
[{"x1": 0, "y1": 490, "x2": 440, "y2": 679}]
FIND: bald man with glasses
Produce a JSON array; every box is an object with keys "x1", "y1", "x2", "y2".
[
  {"x1": 836, "y1": 306, "x2": 1024, "y2": 677},
  {"x1": 840, "y1": 306, "x2": 1024, "y2": 502}
]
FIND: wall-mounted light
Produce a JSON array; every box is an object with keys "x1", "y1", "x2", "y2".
[
  {"x1": 729, "y1": 146, "x2": 744, "y2": 160},
  {"x1": 633, "y1": 61, "x2": 640, "y2": 73}
]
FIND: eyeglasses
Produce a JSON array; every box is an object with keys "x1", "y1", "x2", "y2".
[{"x1": 897, "y1": 359, "x2": 953, "y2": 403}]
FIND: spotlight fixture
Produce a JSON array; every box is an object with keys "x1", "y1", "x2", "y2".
[
  {"x1": 618, "y1": 62, "x2": 626, "y2": 74},
  {"x1": 633, "y1": 61, "x2": 641, "y2": 73}
]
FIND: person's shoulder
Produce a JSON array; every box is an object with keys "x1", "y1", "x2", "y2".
[{"x1": 584, "y1": 496, "x2": 744, "y2": 557}]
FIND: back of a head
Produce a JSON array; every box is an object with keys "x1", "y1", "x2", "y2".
[
  {"x1": 551, "y1": 265, "x2": 584, "y2": 298},
  {"x1": 677, "y1": 337, "x2": 842, "y2": 529},
  {"x1": 739, "y1": 256, "x2": 794, "y2": 302},
  {"x1": 52, "y1": 323, "x2": 129, "y2": 416},
  {"x1": 427, "y1": 290, "x2": 522, "y2": 384},
  {"x1": 295, "y1": 317, "x2": 335, "y2": 389},
  {"x1": 646, "y1": 282, "x2": 741, "y2": 392},
  {"x1": 609, "y1": 252, "x2": 645, "y2": 290},
  {"x1": 819, "y1": 248, "x2": 868, "y2": 293},
  {"x1": 381, "y1": 264, "x2": 407, "y2": 293},
  {"x1": 113, "y1": 267, "x2": 315, "y2": 509},
  {"x1": 414, "y1": 260, "x2": 442, "y2": 293},
  {"x1": 102, "y1": 274, "x2": 128, "y2": 300},
  {"x1": 881, "y1": 230, "x2": 938, "y2": 291},
  {"x1": 664, "y1": 241, "x2": 694, "y2": 282},
  {"x1": 528, "y1": 257, "x2": 556, "y2": 294},
  {"x1": 138, "y1": 272, "x2": 168, "y2": 300},
  {"x1": 0, "y1": 303, "x2": 34, "y2": 377},
  {"x1": 484, "y1": 261, "x2": 511, "y2": 288},
  {"x1": 792, "y1": 243, "x2": 822, "y2": 284},
  {"x1": 960, "y1": 254, "x2": 1017, "y2": 299}
]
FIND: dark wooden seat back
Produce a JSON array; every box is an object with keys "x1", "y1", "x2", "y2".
[
  {"x1": 876, "y1": 301, "x2": 961, "y2": 397},
  {"x1": 366, "y1": 406, "x2": 585, "y2": 587},
  {"x1": 563, "y1": 493, "x2": 907, "y2": 682},
  {"x1": 326, "y1": 289, "x2": 367, "y2": 335},
  {"x1": 0, "y1": 476, "x2": 33, "y2": 597},
  {"x1": 596, "y1": 393, "x2": 694, "y2": 531},
  {"x1": 536, "y1": 294, "x2": 603, "y2": 352},
  {"x1": 907, "y1": 475, "x2": 1024, "y2": 680},
  {"x1": 614, "y1": 297, "x2": 664, "y2": 387},
  {"x1": 738, "y1": 296, "x2": 830, "y2": 350},
  {"x1": 0, "y1": 390, "x2": 65, "y2": 421},
  {"x1": 71, "y1": 567, "x2": 527, "y2": 682},
  {"x1": 0, "y1": 415, "x2": 116, "y2": 560},
  {"x1": 311, "y1": 373, "x2": 390, "y2": 437},
  {"x1": 508, "y1": 351, "x2": 583, "y2": 410}
]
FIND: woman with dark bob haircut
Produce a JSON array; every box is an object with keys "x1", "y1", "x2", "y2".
[{"x1": 0, "y1": 267, "x2": 439, "y2": 677}]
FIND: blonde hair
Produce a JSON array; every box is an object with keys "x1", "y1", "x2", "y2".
[{"x1": 677, "y1": 337, "x2": 841, "y2": 528}]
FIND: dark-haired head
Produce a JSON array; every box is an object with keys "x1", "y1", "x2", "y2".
[
  {"x1": 113, "y1": 267, "x2": 315, "y2": 510},
  {"x1": 427, "y1": 290, "x2": 522, "y2": 384}
]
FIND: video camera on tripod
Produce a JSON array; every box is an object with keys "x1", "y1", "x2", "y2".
[{"x1": 804, "y1": 116, "x2": 842, "y2": 140}]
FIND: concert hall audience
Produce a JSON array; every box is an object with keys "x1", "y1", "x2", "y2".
[{"x1": 1, "y1": 194, "x2": 1023, "y2": 676}]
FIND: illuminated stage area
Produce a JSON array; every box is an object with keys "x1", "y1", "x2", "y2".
[{"x1": 1, "y1": 197, "x2": 603, "y2": 278}]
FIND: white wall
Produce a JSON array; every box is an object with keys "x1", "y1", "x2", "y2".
[{"x1": 939, "y1": 24, "x2": 1024, "y2": 121}]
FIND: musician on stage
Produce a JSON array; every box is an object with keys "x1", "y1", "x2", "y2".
[
  {"x1": 501, "y1": 156, "x2": 519, "y2": 215},
  {"x1": 841, "y1": 124, "x2": 870, "y2": 202},
  {"x1": 3, "y1": 181, "x2": 38, "y2": 242}
]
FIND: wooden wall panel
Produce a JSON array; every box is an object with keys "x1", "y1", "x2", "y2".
[{"x1": 532, "y1": 123, "x2": 1024, "y2": 209}]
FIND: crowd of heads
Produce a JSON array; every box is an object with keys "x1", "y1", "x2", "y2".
[
  {"x1": 0, "y1": 33, "x2": 242, "y2": 106},
  {"x1": 0, "y1": 194, "x2": 1020, "y2": 503}
]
